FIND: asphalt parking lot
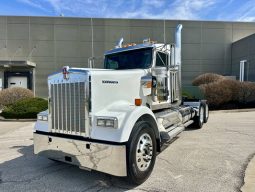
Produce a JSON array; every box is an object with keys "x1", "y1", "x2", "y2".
[{"x1": 0, "y1": 111, "x2": 255, "y2": 192}]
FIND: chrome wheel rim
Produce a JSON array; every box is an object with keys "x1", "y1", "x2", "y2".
[
  {"x1": 136, "y1": 133, "x2": 153, "y2": 171},
  {"x1": 200, "y1": 107, "x2": 204, "y2": 124}
]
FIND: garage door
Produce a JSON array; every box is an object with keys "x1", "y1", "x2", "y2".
[{"x1": 8, "y1": 76, "x2": 28, "y2": 89}]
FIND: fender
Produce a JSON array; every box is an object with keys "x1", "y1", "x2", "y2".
[
  {"x1": 119, "y1": 106, "x2": 159, "y2": 142},
  {"x1": 91, "y1": 101, "x2": 159, "y2": 143}
]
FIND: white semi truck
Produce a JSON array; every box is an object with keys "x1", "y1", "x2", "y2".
[{"x1": 34, "y1": 24, "x2": 209, "y2": 184}]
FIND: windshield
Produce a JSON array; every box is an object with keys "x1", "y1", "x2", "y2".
[{"x1": 104, "y1": 48, "x2": 152, "y2": 69}]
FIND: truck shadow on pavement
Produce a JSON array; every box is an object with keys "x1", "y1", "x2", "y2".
[
  {"x1": 0, "y1": 145, "x2": 138, "y2": 192},
  {"x1": 184, "y1": 125, "x2": 203, "y2": 131}
]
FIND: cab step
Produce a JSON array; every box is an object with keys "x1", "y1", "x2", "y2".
[{"x1": 160, "y1": 125, "x2": 184, "y2": 144}]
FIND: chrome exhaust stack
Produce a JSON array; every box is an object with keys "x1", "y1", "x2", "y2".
[
  {"x1": 175, "y1": 24, "x2": 182, "y2": 66},
  {"x1": 175, "y1": 24, "x2": 183, "y2": 102},
  {"x1": 115, "y1": 37, "x2": 124, "y2": 48}
]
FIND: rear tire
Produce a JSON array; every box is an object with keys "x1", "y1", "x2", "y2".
[
  {"x1": 193, "y1": 105, "x2": 204, "y2": 129},
  {"x1": 203, "y1": 103, "x2": 209, "y2": 123},
  {"x1": 126, "y1": 121, "x2": 156, "y2": 185}
]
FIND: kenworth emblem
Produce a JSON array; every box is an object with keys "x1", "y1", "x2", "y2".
[
  {"x1": 62, "y1": 66, "x2": 69, "y2": 80},
  {"x1": 102, "y1": 80, "x2": 118, "y2": 84}
]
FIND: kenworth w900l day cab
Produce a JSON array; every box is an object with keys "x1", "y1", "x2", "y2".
[{"x1": 34, "y1": 24, "x2": 209, "y2": 184}]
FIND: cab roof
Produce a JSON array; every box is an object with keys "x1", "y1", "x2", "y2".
[{"x1": 104, "y1": 43, "x2": 164, "y2": 55}]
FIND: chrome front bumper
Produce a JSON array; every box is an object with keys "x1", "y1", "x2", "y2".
[{"x1": 33, "y1": 133, "x2": 127, "y2": 176}]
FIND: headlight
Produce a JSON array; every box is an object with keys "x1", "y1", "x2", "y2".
[
  {"x1": 37, "y1": 115, "x2": 48, "y2": 121},
  {"x1": 96, "y1": 117, "x2": 118, "y2": 129},
  {"x1": 97, "y1": 119, "x2": 105, "y2": 127},
  {"x1": 42, "y1": 116, "x2": 48, "y2": 121},
  {"x1": 105, "y1": 119, "x2": 114, "y2": 127},
  {"x1": 37, "y1": 115, "x2": 43, "y2": 120}
]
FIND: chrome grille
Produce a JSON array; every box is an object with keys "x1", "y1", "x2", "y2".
[{"x1": 50, "y1": 82, "x2": 86, "y2": 136}]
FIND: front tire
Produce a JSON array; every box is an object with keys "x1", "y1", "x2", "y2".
[{"x1": 126, "y1": 121, "x2": 156, "y2": 185}]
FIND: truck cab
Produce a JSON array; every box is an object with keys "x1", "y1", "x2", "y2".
[{"x1": 34, "y1": 24, "x2": 209, "y2": 184}]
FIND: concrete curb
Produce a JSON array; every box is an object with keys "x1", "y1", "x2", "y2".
[
  {"x1": 0, "y1": 116, "x2": 36, "y2": 122},
  {"x1": 241, "y1": 155, "x2": 255, "y2": 192},
  {"x1": 210, "y1": 108, "x2": 255, "y2": 113}
]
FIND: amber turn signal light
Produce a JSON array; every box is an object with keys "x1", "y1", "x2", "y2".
[{"x1": 135, "y1": 98, "x2": 142, "y2": 106}]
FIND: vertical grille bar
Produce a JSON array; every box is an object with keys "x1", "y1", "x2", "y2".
[
  {"x1": 64, "y1": 83, "x2": 67, "y2": 133},
  {"x1": 67, "y1": 83, "x2": 71, "y2": 133},
  {"x1": 51, "y1": 84, "x2": 55, "y2": 132},
  {"x1": 80, "y1": 82, "x2": 85, "y2": 134},
  {"x1": 58, "y1": 84, "x2": 62, "y2": 132},
  {"x1": 56, "y1": 84, "x2": 59, "y2": 131},
  {"x1": 55, "y1": 84, "x2": 57, "y2": 132},
  {"x1": 62, "y1": 83, "x2": 66, "y2": 133},
  {"x1": 75, "y1": 82, "x2": 79, "y2": 134},
  {"x1": 74, "y1": 82, "x2": 77, "y2": 134},
  {"x1": 60, "y1": 84, "x2": 63, "y2": 132},
  {"x1": 78, "y1": 82, "x2": 81, "y2": 134},
  {"x1": 70, "y1": 83, "x2": 75, "y2": 133}
]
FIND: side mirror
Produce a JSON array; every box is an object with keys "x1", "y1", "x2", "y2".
[{"x1": 141, "y1": 76, "x2": 152, "y2": 96}]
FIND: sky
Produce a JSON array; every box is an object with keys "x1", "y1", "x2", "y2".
[{"x1": 0, "y1": 0, "x2": 255, "y2": 22}]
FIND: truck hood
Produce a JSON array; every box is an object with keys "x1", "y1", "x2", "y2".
[{"x1": 48, "y1": 67, "x2": 148, "y2": 115}]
